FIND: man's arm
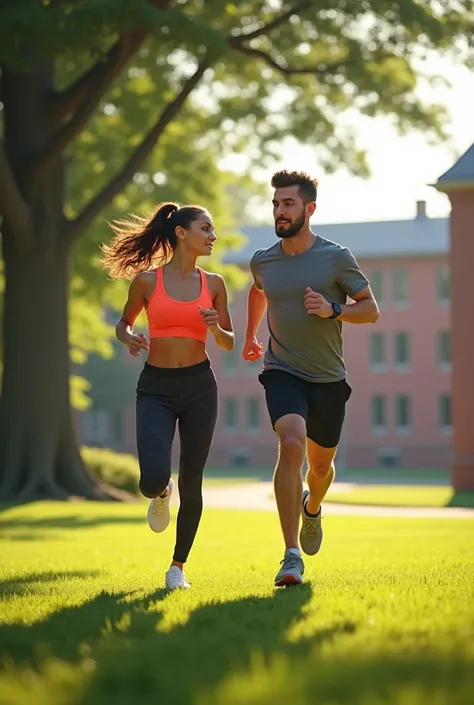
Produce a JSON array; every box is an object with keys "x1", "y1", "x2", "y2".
[
  {"x1": 245, "y1": 283, "x2": 267, "y2": 338},
  {"x1": 339, "y1": 286, "x2": 379, "y2": 324},
  {"x1": 304, "y1": 285, "x2": 379, "y2": 324},
  {"x1": 242, "y1": 284, "x2": 267, "y2": 361},
  {"x1": 334, "y1": 246, "x2": 379, "y2": 324}
]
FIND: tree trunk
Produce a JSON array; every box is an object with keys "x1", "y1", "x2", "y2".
[
  {"x1": 0, "y1": 240, "x2": 119, "y2": 502},
  {"x1": 0, "y1": 65, "x2": 123, "y2": 502}
]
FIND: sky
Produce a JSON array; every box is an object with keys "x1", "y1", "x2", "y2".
[{"x1": 223, "y1": 55, "x2": 474, "y2": 226}]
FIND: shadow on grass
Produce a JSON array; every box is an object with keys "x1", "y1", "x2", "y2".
[
  {"x1": 1, "y1": 572, "x2": 473, "y2": 705},
  {"x1": 0, "y1": 571, "x2": 102, "y2": 600},
  {"x1": 0, "y1": 513, "x2": 146, "y2": 538},
  {"x1": 0, "y1": 571, "x2": 168, "y2": 663},
  {"x1": 0, "y1": 573, "x2": 318, "y2": 703}
]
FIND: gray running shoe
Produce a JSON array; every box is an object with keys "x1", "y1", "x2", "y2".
[
  {"x1": 274, "y1": 550, "x2": 305, "y2": 587},
  {"x1": 299, "y1": 490, "x2": 323, "y2": 556}
]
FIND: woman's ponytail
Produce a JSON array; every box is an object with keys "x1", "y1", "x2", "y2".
[{"x1": 101, "y1": 201, "x2": 183, "y2": 279}]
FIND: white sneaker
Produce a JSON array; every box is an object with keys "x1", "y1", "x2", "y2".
[
  {"x1": 165, "y1": 565, "x2": 191, "y2": 590},
  {"x1": 147, "y1": 478, "x2": 174, "y2": 533}
]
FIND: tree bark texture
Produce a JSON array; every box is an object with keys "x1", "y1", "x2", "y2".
[{"x1": 0, "y1": 64, "x2": 119, "y2": 501}]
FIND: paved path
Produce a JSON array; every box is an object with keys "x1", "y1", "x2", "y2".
[{"x1": 180, "y1": 482, "x2": 474, "y2": 519}]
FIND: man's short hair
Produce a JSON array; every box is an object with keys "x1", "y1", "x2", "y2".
[{"x1": 271, "y1": 170, "x2": 318, "y2": 203}]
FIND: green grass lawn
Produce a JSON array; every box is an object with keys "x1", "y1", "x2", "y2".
[
  {"x1": 326, "y1": 484, "x2": 457, "y2": 507},
  {"x1": 1, "y1": 503, "x2": 473, "y2": 705},
  {"x1": 337, "y1": 468, "x2": 451, "y2": 483}
]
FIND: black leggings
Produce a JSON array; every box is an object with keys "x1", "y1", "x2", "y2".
[{"x1": 136, "y1": 359, "x2": 218, "y2": 563}]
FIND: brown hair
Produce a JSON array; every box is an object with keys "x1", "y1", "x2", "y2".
[
  {"x1": 101, "y1": 202, "x2": 206, "y2": 279},
  {"x1": 271, "y1": 170, "x2": 318, "y2": 203}
]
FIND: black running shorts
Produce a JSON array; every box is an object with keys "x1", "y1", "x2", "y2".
[{"x1": 258, "y1": 369, "x2": 352, "y2": 448}]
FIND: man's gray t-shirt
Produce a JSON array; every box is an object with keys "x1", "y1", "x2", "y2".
[{"x1": 250, "y1": 236, "x2": 369, "y2": 383}]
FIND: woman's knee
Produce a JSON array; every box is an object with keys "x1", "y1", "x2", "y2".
[{"x1": 138, "y1": 468, "x2": 171, "y2": 499}]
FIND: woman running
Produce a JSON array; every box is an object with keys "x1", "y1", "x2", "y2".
[{"x1": 102, "y1": 202, "x2": 234, "y2": 590}]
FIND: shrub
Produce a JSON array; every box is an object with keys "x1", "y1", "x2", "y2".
[{"x1": 81, "y1": 446, "x2": 140, "y2": 495}]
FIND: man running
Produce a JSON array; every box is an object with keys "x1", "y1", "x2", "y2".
[{"x1": 242, "y1": 170, "x2": 379, "y2": 586}]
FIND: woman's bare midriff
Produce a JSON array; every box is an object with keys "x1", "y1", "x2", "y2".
[{"x1": 146, "y1": 337, "x2": 208, "y2": 368}]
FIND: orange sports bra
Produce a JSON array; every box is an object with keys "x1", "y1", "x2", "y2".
[{"x1": 146, "y1": 267, "x2": 213, "y2": 342}]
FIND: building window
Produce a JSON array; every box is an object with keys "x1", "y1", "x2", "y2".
[
  {"x1": 439, "y1": 394, "x2": 452, "y2": 433},
  {"x1": 436, "y1": 264, "x2": 450, "y2": 306},
  {"x1": 378, "y1": 447, "x2": 401, "y2": 468},
  {"x1": 246, "y1": 397, "x2": 260, "y2": 432},
  {"x1": 395, "y1": 395, "x2": 411, "y2": 434},
  {"x1": 437, "y1": 331, "x2": 452, "y2": 369},
  {"x1": 222, "y1": 346, "x2": 238, "y2": 375},
  {"x1": 394, "y1": 332, "x2": 410, "y2": 370},
  {"x1": 370, "y1": 269, "x2": 384, "y2": 305},
  {"x1": 370, "y1": 333, "x2": 386, "y2": 371},
  {"x1": 392, "y1": 267, "x2": 409, "y2": 306},
  {"x1": 228, "y1": 447, "x2": 250, "y2": 467},
  {"x1": 371, "y1": 395, "x2": 387, "y2": 434},
  {"x1": 224, "y1": 398, "x2": 237, "y2": 432}
]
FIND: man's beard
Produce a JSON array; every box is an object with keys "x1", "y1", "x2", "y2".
[{"x1": 275, "y1": 212, "x2": 305, "y2": 239}]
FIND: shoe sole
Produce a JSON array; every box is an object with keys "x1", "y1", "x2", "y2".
[{"x1": 274, "y1": 572, "x2": 303, "y2": 587}]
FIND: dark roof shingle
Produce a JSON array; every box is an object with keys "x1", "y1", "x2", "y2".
[
  {"x1": 226, "y1": 216, "x2": 449, "y2": 264},
  {"x1": 437, "y1": 142, "x2": 474, "y2": 187}
]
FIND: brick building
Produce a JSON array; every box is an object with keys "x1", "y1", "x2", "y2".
[{"x1": 80, "y1": 201, "x2": 452, "y2": 471}]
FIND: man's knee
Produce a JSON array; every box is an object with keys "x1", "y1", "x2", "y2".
[
  {"x1": 281, "y1": 432, "x2": 305, "y2": 451},
  {"x1": 308, "y1": 459, "x2": 335, "y2": 479},
  {"x1": 278, "y1": 432, "x2": 306, "y2": 464}
]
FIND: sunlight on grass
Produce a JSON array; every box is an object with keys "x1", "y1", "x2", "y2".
[
  {"x1": 1, "y1": 502, "x2": 473, "y2": 705},
  {"x1": 326, "y1": 484, "x2": 454, "y2": 507}
]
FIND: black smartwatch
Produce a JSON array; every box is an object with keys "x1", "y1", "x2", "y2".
[{"x1": 329, "y1": 302, "x2": 342, "y2": 319}]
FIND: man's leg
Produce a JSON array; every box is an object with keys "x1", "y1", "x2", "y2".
[
  {"x1": 305, "y1": 440, "x2": 338, "y2": 515},
  {"x1": 299, "y1": 441, "x2": 337, "y2": 557},
  {"x1": 299, "y1": 379, "x2": 351, "y2": 556},
  {"x1": 258, "y1": 370, "x2": 309, "y2": 586},
  {"x1": 273, "y1": 411, "x2": 307, "y2": 585},
  {"x1": 273, "y1": 414, "x2": 307, "y2": 551}
]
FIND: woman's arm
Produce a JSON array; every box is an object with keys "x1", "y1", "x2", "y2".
[
  {"x1": 200, "y1": 274, "x2": 235, "y2": 352},
  {"x1": 116, "y1": 274, "x2": 151, "y2": 356}
]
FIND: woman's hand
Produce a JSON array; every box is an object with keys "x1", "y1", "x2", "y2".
[
  {"x1": 127, "y1": 333, "x2": 150, "y2": 356},
  {"x1": 199, "y1": 306, "x2": 219, "y2": 332}
]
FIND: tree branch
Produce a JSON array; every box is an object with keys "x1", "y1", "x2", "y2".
[
  {"x1": 66, "y1": 55, "x2": 212, "y2": 245},
  {"x1": 230, "y1": 0, "x2": 313, "y2": 45},
  {"x1": 229, "y1": 2, "x2": 345, "y2": 78},
  {"x1": 49, "y1": 34, "x2": 146, "y2": 125},
  {"x1": 33, "y1": 1, "x2": 175, "y2": 180},
  {"x1": 0, "y1": 141, "x2": 31, "y2": 250},
  {"x1": 231, "y1": 44, "x2": 349, "y2": 77},
  {"x1": 49, "y1": 0, "x2": 173, "y2": 123},
  {"x1": 31, "y1": 33, "x2": 149, "y2": 183}
]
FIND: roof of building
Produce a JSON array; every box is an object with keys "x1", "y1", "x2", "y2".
[
  {"x1": 226, "y1": 210, "x2": 449, "y2": 263},
  {"x1": 436, "y1": 142, "x2": 474, "y2": 188}
]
